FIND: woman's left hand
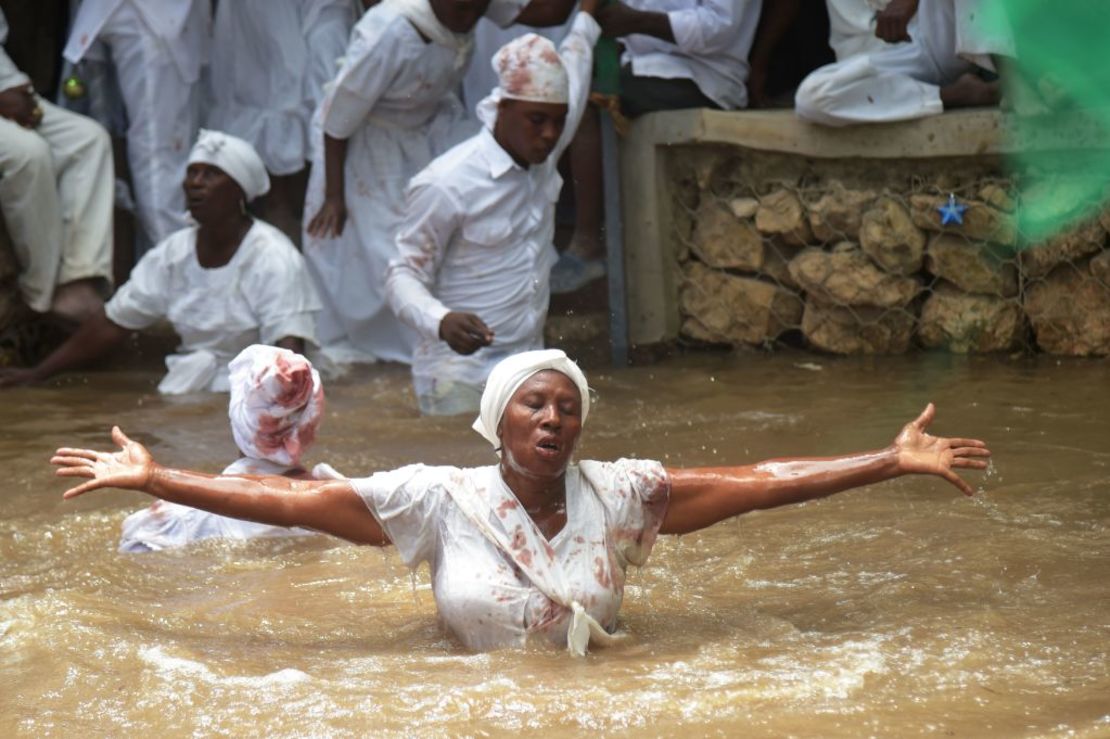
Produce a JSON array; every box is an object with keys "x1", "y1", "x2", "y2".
[{"x1": 892, "y1": 403, "x2": 991, "y2": 495}]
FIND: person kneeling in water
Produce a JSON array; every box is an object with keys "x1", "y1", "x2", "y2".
[{"x1": 117, "y1": 345, "x2": 376, "y2": 552}]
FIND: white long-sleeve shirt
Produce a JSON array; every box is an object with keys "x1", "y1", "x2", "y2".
[
  {"x1": 385, "y1": 12, "x2": 600, "y2": 394},
  {"x1": 620, "y1": 0, "x2": 763, "y2": 109}
]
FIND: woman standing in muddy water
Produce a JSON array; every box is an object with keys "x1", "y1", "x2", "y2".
[{"x1": 51, "y1": 350, "x2": 991, "y2": 655}]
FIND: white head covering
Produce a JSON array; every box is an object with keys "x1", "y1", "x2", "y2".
[
  {"x1": 476, "y1": 33, "x2": 569, "y2": 129},
  {"x1": 472, "y1": 349, "x2": 590, "y2": 453},
  {"x1": 227, "y1": 345, "x2": 324, "y2": 468},
  {"x1": 188, "y1": 129, "x2": 271, "y2": 202}
]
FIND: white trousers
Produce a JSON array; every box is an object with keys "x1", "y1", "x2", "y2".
[
  {"x1": 0, "y1": 100, "x2": 113, "y2": 312},
  {"x1": 98, "y1": 2, "x2": 199, "y2": 245},
  {"x1": 797, "y1": 0, "x2": 970, "y2": 126}
]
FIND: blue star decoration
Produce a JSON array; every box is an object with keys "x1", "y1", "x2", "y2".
[{"x1": 937, "y1": 193, "x2": 967, "y2": 226}]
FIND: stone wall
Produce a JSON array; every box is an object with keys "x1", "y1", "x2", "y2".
[{"x1": 620, "y1": 109, "x2": 1110, "y2": 357}]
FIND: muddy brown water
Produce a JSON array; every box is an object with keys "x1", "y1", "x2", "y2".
[{"x1": 1, "y1": 353, "x2": 1108, "y2": 736}]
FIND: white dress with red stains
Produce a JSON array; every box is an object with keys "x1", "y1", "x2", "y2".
[
  {"x1": 302, "y1": 2, "x2": 477, "y2": 366},
  {"x1": 350, "y1": 458, "x2": 670, "y2": 652},
  {"x1": 104, "y1": 220, "x2": 320, "y2": 394},
  {"x1": 118, "y1": 458, "x2": 315, "y2": 553}
]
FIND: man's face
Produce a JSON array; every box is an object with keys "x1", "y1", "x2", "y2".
[
  {"x1": 494, "y1": 99, "x2": 569, "y2": 166},
  {"x1": 430, "y1": 0, "x2": 492, "y2": 33}
]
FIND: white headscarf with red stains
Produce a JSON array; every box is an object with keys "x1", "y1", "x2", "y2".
[
  {"x1": 472, "y1": 349, "x2": 590, "y2": 454},
  {"x1": 476, "y1": 33, "x2": 569, "y2": 129},
  {"x1": 228, "y1": 345, "x2": 324, "y2": 468}
]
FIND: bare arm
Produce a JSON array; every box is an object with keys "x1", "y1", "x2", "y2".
[
  {"x1": 660, "y1": 404, "x2": 990, "y2": 535},
  {"x1": 53, "y1": 427, "x2": 388, "y2": 545},
  {"x1": 0, "y1": 308, "x2": 128, "y2": 387},
  {"x1": 596, "y1": 3, "x2": 675, "y2": 43},
  {"x1": 306, "y1": 134, "x2": 348, "y2": 239},
  {"x1": 275, "y1": 336, "x2": 306, "y2": 354},
  {"x1": 512, "y1": 0, "x2": 577, "y2": 27}
]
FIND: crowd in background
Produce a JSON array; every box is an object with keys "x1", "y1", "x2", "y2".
[{"x1": 0, "y1": 0, "x2": 1020, "y2": 412}]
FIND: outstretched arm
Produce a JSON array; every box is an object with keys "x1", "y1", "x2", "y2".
[
  {"x1": 660, "y1": 404, "x2": 990, "y2": 535},
  {"x1": 52, "y1": 427, "x2": 388, "y2": 545}
]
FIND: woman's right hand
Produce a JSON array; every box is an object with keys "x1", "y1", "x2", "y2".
[
  {"x1": 306, "y1": 197, "x2": 347, "y2": 239},
  {"x1": 52, "y1": 426, "x2": 156, "y2": 499}
]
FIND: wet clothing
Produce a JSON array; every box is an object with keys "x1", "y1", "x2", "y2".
[
  {"x1": 105, "y1": 220, "x2": 320, "y2": 394},
  {"x1": 385, "y1": 12, "x2": 599, "y2": 412},
  {"x1": 796, "y1": 0, "x2": 1014, "y2": 125},
  {"x1": 206, "y1": 0, "x2": 354, "y2": 175},
  {"x1": 351, "y1": 458, "x2": 670, "y2": 652},
  {"x1": 118, "y1": 458, "x2": 313, "y2": 553},
  {"x1": 303, "y1": 0, "x2": 474, "y2": 366}
]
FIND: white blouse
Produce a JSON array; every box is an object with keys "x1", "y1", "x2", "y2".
[
  {"x1": 105, "y1": 220, "x2": 320, "y2": 394},
  {"x1": 351, "y1": 458, "x2": 670, "y2": 652}
]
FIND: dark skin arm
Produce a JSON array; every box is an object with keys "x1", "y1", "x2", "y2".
[
  {"x1": 595, "y1": 2, "x2": 675, "y2": 42},
  {"x1": 660, "y1": 404, "x2": 990, "y2": 535},
  {"x1": 0, "y1": 308, "x2": 128, "y2": 387},
  {"x1": 53, "y1": 427, "x2": 388, "y2": 545},
  {"x1": 746, "y1": 0, "x2": 801, "y2": 108},
  {"x1": 512, "y1": 0, "x2": 577, "y2": 27},
  {"x1": 275, "y1": 336, "x2": 306, "y2": 355},
  {"x1": 306, "y1": 134, "x2": 348, "y2": 239}
]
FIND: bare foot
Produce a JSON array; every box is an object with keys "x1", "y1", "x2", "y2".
[
  {"x1": 941, "y1": 73, "x2": 1001, "y2": 110},
  {"x1": 51, "y1": 279, "x2": 104, "y2": 323}
]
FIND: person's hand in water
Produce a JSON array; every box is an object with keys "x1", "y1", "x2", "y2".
[
  {"x1": 0, "y1": 367, "x2": 41, "y2": 388},
  {"x1": 891, "y1": 403, "x2": 990, "y2": 495},
  {"x1": 52, "y1": 426, "x2": 155, "y2": 498}
]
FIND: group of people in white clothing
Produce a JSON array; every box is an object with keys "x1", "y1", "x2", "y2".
[{"x1": 2, "y1": 0, "x2": 1025, "y2": 413}]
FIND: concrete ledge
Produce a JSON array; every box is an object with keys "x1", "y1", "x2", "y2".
[{"x1": 618, "y1": 108, "x2": 1110, "y2": 348}]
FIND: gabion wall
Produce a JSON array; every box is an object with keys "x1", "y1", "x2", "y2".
[{"x1": 669, "y1": 145, "x2": 1110, "y2": 356}]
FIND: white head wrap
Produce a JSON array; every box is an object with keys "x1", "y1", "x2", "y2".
[
  {"x1": 476, "y1": 33, "x2": 568, "y2": 129},
  {"x1": 228, "y1": 345, "x2": 324, "y2": 467},
  {"x1": 472, "y1": 349, "x2": 590, "y2": 453},
  {"x1": 188, "y1": 129, "x2": 271, "y2": 202}
]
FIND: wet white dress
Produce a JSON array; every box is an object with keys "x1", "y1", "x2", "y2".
[
  {"x1": 350, "y1": 458, "x2": 670, "y2": 652},
  {"x1": 105, "y1": 220, "x2": 320, "y2": 394},
  {"x1": 302, "y1": 2, "x2": 473, "y2": 365},
  {"x1": 118, "y1": 458, "x2": 314, "y2": 553}
]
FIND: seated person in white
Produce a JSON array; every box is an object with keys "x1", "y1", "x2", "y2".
[
  {"x1": 384, "y1": 7, "x2": 601, "y2": 416},
  {"x1": 119, "y1": 345, "x2": 333, "y2": 552},
  {"x1": 0, "y1": 130, "x2": 320, "y2": 394},
  {"x1": 0, "y1": 8, "x2": 113, "y2": 323},
  {"x1": 56, "y1": 349, "x2": 991, "y2": 655},
  {"x1": 554, "y1": 0, "x2": 763, "y2": 294},
  {"x1": 794, "y1": 0, "x2": 1013, "y2": 126},
  {"x1": 826, "y1": 0, "x2": 900, "y2": 63}
]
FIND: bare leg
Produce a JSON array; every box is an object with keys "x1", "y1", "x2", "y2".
[
  {"x1": 259, "y1": 171, "x2": 308, "y2": 248},
  {"x1": 51, "y1": 278, "x2": 105, "y2": 323}
]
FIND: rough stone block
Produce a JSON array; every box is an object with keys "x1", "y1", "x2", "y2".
[
  {"x1": 689, "y1": 199, "x2": 764, "y2": 271},
  {"x1": 759, "y1": 241, "x2": 802, "y2": 290},
  {"x1": 729, "y1": 197, "x2": 759, "y2": 219},
  {"x1": 909, "y1": 194, "x2": 1017, "y2": 246},
  {"x1": 859, "y1": 197, "x2": 926, "y2": 275},
  {"x1": 788, "y1": 245, "x2": 921, "y2": 308},
  {"x1": 1090, "y1": 249, "x2": 1110, "y2": 286},
  {"x1": 925, "y1": 233, "x2": 1018, "y2": 297},
  {"x1": 918, "y1": 284, "x2": 1023, "y2": 353},
  {"x1": 977, "y1": 183, "x2": 1016, "y2": 212},
  {"x1": 1019, "y1": 219, "x2": 1106, "y2": 280},
  {"x1": 756, "y1": 189, "x2": 813, "y2": 246},
  {"x1": 680, "y1": 261, "x2": 803, "y2": 345},
  {"x1": 1025, "y1": 260, "x2": 1110, "y2": 356},
  {"x1": 801, "y1": 299, "x2": 915, "y2": 354},
  {"x1": 807, "y1": 184, "x2": 876, "y2": 242}
]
